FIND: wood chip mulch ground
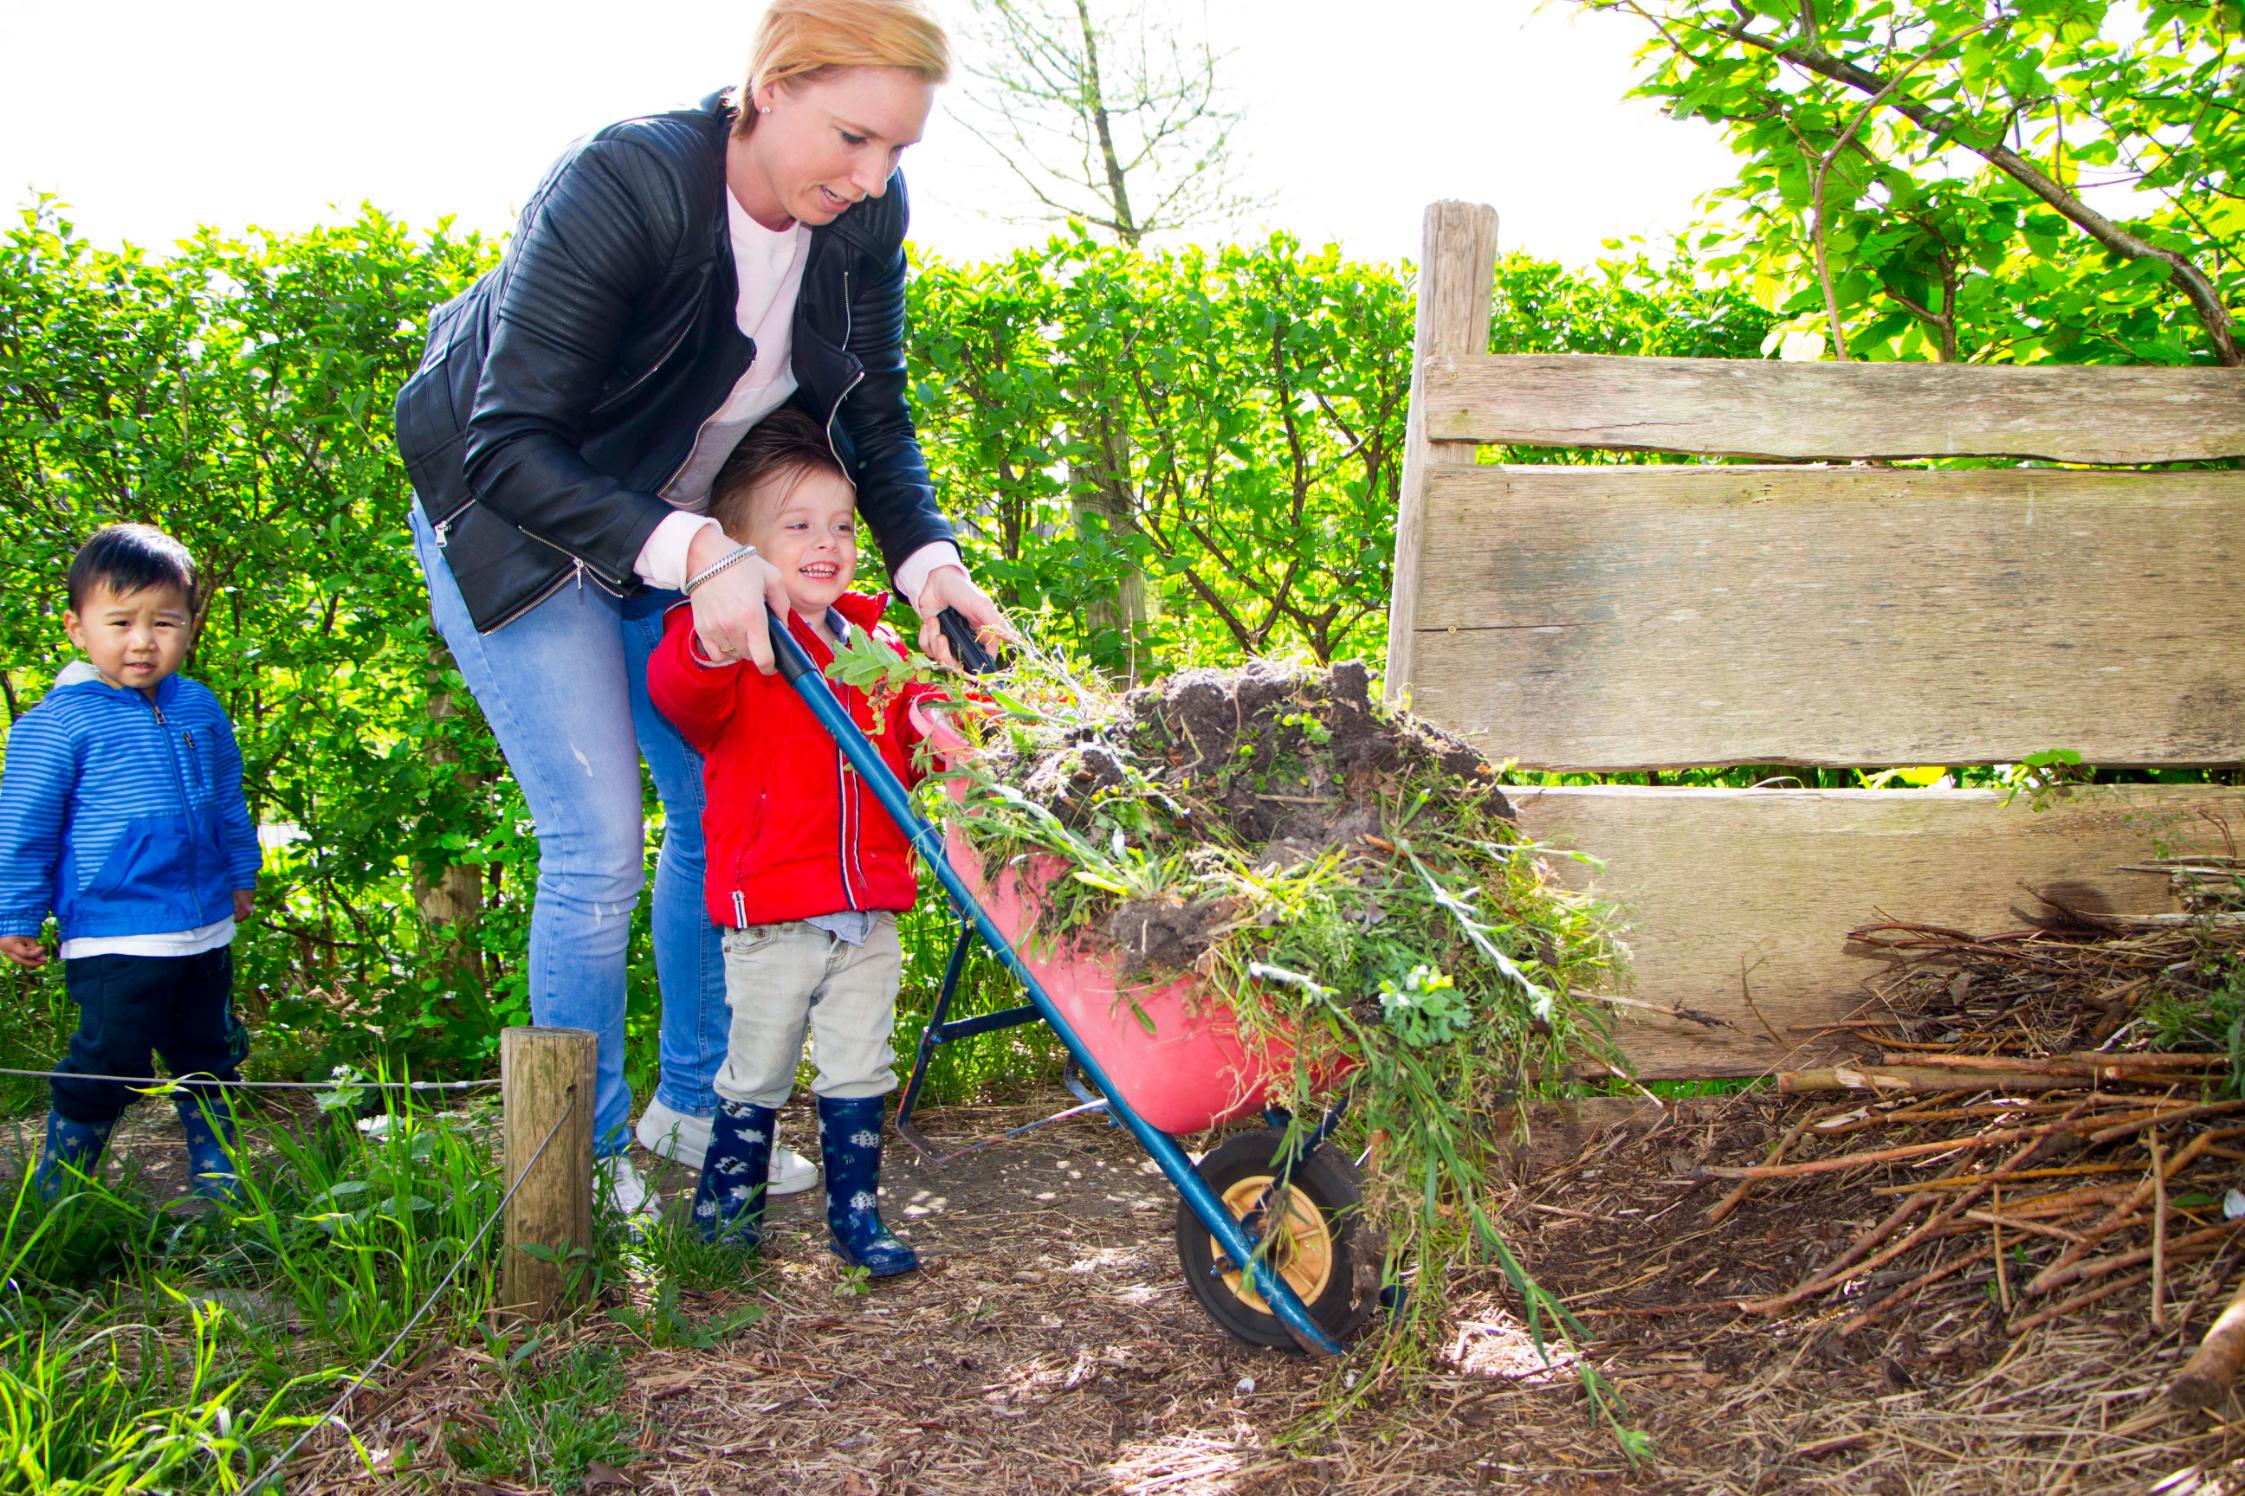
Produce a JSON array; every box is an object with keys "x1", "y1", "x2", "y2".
[{"x1": 265, "y1": 1071, "x2": 2245, "y2": 1496}]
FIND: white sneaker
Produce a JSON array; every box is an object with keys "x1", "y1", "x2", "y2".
[
  {"x1": 635, "y1": 1096, "x2": 820, "y2": 1195},
  {"x1": 596, "y1": 1153, "x2": 661, "y2": 1225}
]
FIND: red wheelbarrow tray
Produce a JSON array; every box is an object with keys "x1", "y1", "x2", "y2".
[{"x1": 911, "y1": 699, "x2": 1332, "y2": 1137}]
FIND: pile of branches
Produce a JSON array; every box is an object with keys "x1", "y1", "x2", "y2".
[{"x1": 1698, "y1": 856, "x2": 2245, "y2": 1380}]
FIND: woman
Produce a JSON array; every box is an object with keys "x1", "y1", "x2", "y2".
[{"x1": 393, "y1": 0, "x2": 999, "y2": 1217}]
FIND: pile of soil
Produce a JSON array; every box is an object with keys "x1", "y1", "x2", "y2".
[{"x1": 981, "y1": 658, "x2": 1502, "y2": 975}]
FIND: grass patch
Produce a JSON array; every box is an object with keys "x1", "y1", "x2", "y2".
[
  {"x1": 0, "y1": 1078, "x2": 655, "y2": 1490},
  {"x1": 446, "y1": 1345, "x2": 641, "y2": 1493}
]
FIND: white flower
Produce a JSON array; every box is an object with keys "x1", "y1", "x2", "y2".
[
  {"x1": 851, "y1": 1129, "x2": 880, "y2": 1148},
  {"x1": 694, "y1": 1200, "x2": 716, "y2": 1219},
  {"x1": 726, "y1": 1184, "x2": 754, "y2": 1203},
  {"x1": 850, "y1": 1189, "x2": 878, "y2": 1213}
]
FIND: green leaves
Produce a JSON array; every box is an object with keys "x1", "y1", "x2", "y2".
[
  {"x1": 1377, "y1": 964, "x2": 1472, "y2": 1048},
  {"x1": 1582, "y1": 0, "x2": 2244, "y2": 365},
  {"x1": 822, "y1": 625, "x2": 918, "y2": 695}
]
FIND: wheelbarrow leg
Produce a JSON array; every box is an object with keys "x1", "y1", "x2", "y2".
[{"x1": 895, "y1": 925, "x2": 976, "y2": 1162}]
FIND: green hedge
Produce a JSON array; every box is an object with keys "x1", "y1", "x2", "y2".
[{"x1": 0, "y1": 202, "x2": 1770, "y2": 1082}]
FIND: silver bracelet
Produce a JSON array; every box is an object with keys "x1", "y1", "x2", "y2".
[{"x1": 683, "y1": 544, "x2": 758, "y2": 597}]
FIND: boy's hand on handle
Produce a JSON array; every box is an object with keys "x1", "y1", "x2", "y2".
[
  {"x1": 915, "y1": 566, "x2": 1007, "y2": 673},
  {"x1": 686, "y1": 525, "x2": 792, "y2": 675},
  {"x1": 234, "y1": 890, "x2": 255, "y2": 923},
  {"x1": 0, "y1": 936, "x2": 47, "y2": 970}
]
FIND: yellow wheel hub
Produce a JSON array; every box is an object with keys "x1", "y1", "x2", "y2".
[{"x1": 1212, "y1": 1174, "x2": 1333, "y2": 1313}]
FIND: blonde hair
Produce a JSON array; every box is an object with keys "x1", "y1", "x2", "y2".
[{"x1": 736, "y1": 0, "x2": 950, "y2": 136}]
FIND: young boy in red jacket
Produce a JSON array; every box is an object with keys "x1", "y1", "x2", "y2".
[{"x1": 646, "y1": 408, "x2": 939, "y2": 1276}]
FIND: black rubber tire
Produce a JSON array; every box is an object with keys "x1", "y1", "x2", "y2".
[{"x1": 1174, "y1": 1129, "x2": 1375, "y2": 1351}]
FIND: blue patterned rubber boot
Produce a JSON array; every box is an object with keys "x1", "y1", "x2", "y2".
[
  {"x1": 692, "y1": 1099, "x2": 777, "y2": 1248},
  {"x1": 816, "y1": 1094, "x2": 918, "y2": 1278},
  {"x1": 32, "y1": 1111, "x2": 114, "y2": 1203},
  {"x1": 175, "y1": 1094, "x2": 242, "y2": 1203}
]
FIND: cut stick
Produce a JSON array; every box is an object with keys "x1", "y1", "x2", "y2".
[
  {"x1": 1699, "y1": 1111, "x2": 2095, "y2": 1180},
  {"x1": 2088, "y1": 1103, "x2": 2245, "y2": 1146},
  {"x1": 2031, "y1": 1220, "x2": 2243, "y2": 1298},
  {"x1": 2171, "y1": 1271, "x2": 2245, "y2": 1410},
  {"x1": 1839, "y1": 1243, "x2": 1989, "y2": 1337},
  {"x1": 1959, "y1": 1210, "x2": 2084, "y2": 1247},
  {"x1": 1736, "y1": 1192, "x2": 1934, "y2": 1315},
  {"x1": 1871, "y1": 1162, "x2": 2143, "y2": 1194},
  {"x1": 1781, "y1": 1065, "x2": 2082, "y2": 1095},
  {"x1": 2012, "y1": 1269, "x2": 2153, "y2": 1335},
  {"x1": 2027, "y1": 1129, "x2": 2244, "y2": 1294},
  {"x1": 1821, "y1": 1098, "x2": 2141, "y2": 1133},
  {"x1": 1873, "y1": 1051, "x2": 2226, "y2": 1077},
  {"x1": 2151, "y1": 1130, "x2": 2170, "y2": 1331},
  {"x1": 1741, "y1": 1115, "x2": 2079, "y2": 1315},
  {"x1": 1709, "y1": 1109, "x2": 1826, "y2": 1224}
]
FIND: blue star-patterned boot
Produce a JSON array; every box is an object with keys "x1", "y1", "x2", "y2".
[
  {"x1": 692, "y1": 1099, "x2": 777, "y2": 1248},
  {"x1": 175, "y1": 1093, "x2": 242, "y2": 1203},
  {"x1": 815, "y1": 1094, "x2": 918, "y2": 1278},
  {"x1": 32, "y1": 1111, "x2": 114, "y2": 1203}
]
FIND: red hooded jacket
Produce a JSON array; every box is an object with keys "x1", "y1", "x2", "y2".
[{"x1": 647, "y1": 592, "x2": 935, "y2": 927}]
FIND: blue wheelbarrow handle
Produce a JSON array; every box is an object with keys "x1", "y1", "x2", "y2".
[{"x1": 766, "y1": 610, "x2": 1346, "y2": 1357}]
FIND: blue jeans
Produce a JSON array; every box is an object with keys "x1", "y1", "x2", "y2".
[
  {"x1": 54, "y1": 948, "x2": 246, "y2": 1124},
  {"x1": 410, "y1": 508, "x2": 730, "y2": 1155}
]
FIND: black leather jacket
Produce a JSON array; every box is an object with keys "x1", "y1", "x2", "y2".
[{"x1": 394, "y1": 89, "x2": 954, "y2": 633}]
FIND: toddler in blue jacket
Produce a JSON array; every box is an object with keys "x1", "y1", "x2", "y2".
[{"x1": 0, "y1": 525, "x2": 262, "y2": 1203}]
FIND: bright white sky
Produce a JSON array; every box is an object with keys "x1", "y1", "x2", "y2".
[{"x1": 0, "y1": 0, "x2": 1741, "y2": 269}]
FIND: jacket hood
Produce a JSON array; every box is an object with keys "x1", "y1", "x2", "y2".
[{"x1": 49, "y1": 663, "x2": 182, "y2": 704}]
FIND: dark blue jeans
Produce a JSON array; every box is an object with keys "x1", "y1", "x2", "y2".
[{"x1": 53, "y1": 947, "x2": 246, "y2": 1124}]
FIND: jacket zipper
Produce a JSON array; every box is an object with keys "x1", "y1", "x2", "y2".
[
  {"x1": 822, "y1": 269, "x2": 865, "y2": 471},
  {"x1": 148, "y1": 695, "x2": 203, "y2": 917},
  {"x1": 478, "y1": 564, "x2": 580, "y2": 634},
  {"x1": 836, "y1": 741, "x2": 861, "y2": 911},
  {"x1": 587, "y1": 312, "x2": 696, "y2": 418}
]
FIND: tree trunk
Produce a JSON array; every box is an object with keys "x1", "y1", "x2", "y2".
[
  {"x1": 415, "y1": 636, "x2": 485, "y2": 982},
  {"x1": 1068, "y1": 402, "x2": 1149, "y2": 682}
]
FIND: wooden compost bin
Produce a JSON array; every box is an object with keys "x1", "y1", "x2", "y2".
[{"x1": 1385, "y1": 200, "x2": 2245, "y2": 1079}]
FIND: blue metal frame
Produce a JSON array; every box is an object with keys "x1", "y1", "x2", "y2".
[
  {"x1": 893, "y1": 921, "x2": 1110, "y2": 1163},
  {"x1": 767, "y1": 616, "x2": 1345, "y2": 1356}
]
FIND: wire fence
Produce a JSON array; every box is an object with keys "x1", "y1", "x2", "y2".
[
  {"x1": 3, "y1": 1052, "x2": 577, "y2": 1490},
  {"x1": 0, "y1": 1064, "x2": 500, "y2": 1093},
  {"x1": 234, "y1": 1089, "x2": 578, "y2": 1494}
]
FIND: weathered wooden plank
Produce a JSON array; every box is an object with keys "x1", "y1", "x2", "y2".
[
  {"x1": 1410, "y1": 465, "x2": 2245, "y2": 770},
  {"x1": 1383, "y1": 201, "x2": 1497, "y2": 704},
  {"x1": 1423, "y1": 354, "x2": 2245, "y2": 463},
  {"x1": 1509, "y1": 785, "x2": 2245, "y2": 1079}
]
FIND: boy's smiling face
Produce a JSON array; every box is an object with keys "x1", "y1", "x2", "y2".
[
  {"x1": 65, "y1": 580, "x2": 191, "y2": 696},
  {"x1": 739, "y1": 464, "x2": 860, "y2": 620}
]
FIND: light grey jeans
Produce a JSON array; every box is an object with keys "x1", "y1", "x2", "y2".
[{"x1": 716, "y1": 918, "x2": 902, "y2": 1108}]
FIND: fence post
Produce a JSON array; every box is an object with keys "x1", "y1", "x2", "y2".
[
  {"x1": 500, "y1": 1025, "x2": 596, "y2": 1323},
  {"x1": 1384, "y1": 200, "x2": 1499, "y2": 706}
]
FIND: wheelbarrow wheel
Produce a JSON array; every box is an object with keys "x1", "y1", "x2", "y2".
[{"x1": 1175, "y1": 1130, "x2": 1375, "y2": 1351}]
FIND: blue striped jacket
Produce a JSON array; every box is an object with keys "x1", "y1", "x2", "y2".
[{"x1": 0, "y1": 663, "x2": 261, "y2": 940}]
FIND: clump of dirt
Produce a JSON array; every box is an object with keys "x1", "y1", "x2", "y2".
[{"x1": 986, "y1": 657, "x2": 1505, "y2": 975}]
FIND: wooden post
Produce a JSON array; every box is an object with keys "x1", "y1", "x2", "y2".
[
  {"x1": 1384, "y1": 200, "x2": 1498, "y2": 706},
  {"x1": 500, "y1": 1026, "x2": 597, "y2": 1323}
]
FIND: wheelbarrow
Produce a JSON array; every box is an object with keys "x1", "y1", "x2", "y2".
[{"x1": 766, "y1": 613, "x2": 1375, "y2": 1355}]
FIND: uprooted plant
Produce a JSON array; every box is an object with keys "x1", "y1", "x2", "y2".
[{"x1": 917, "y1": 642, "x2": 1646, "y2": 1451}]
